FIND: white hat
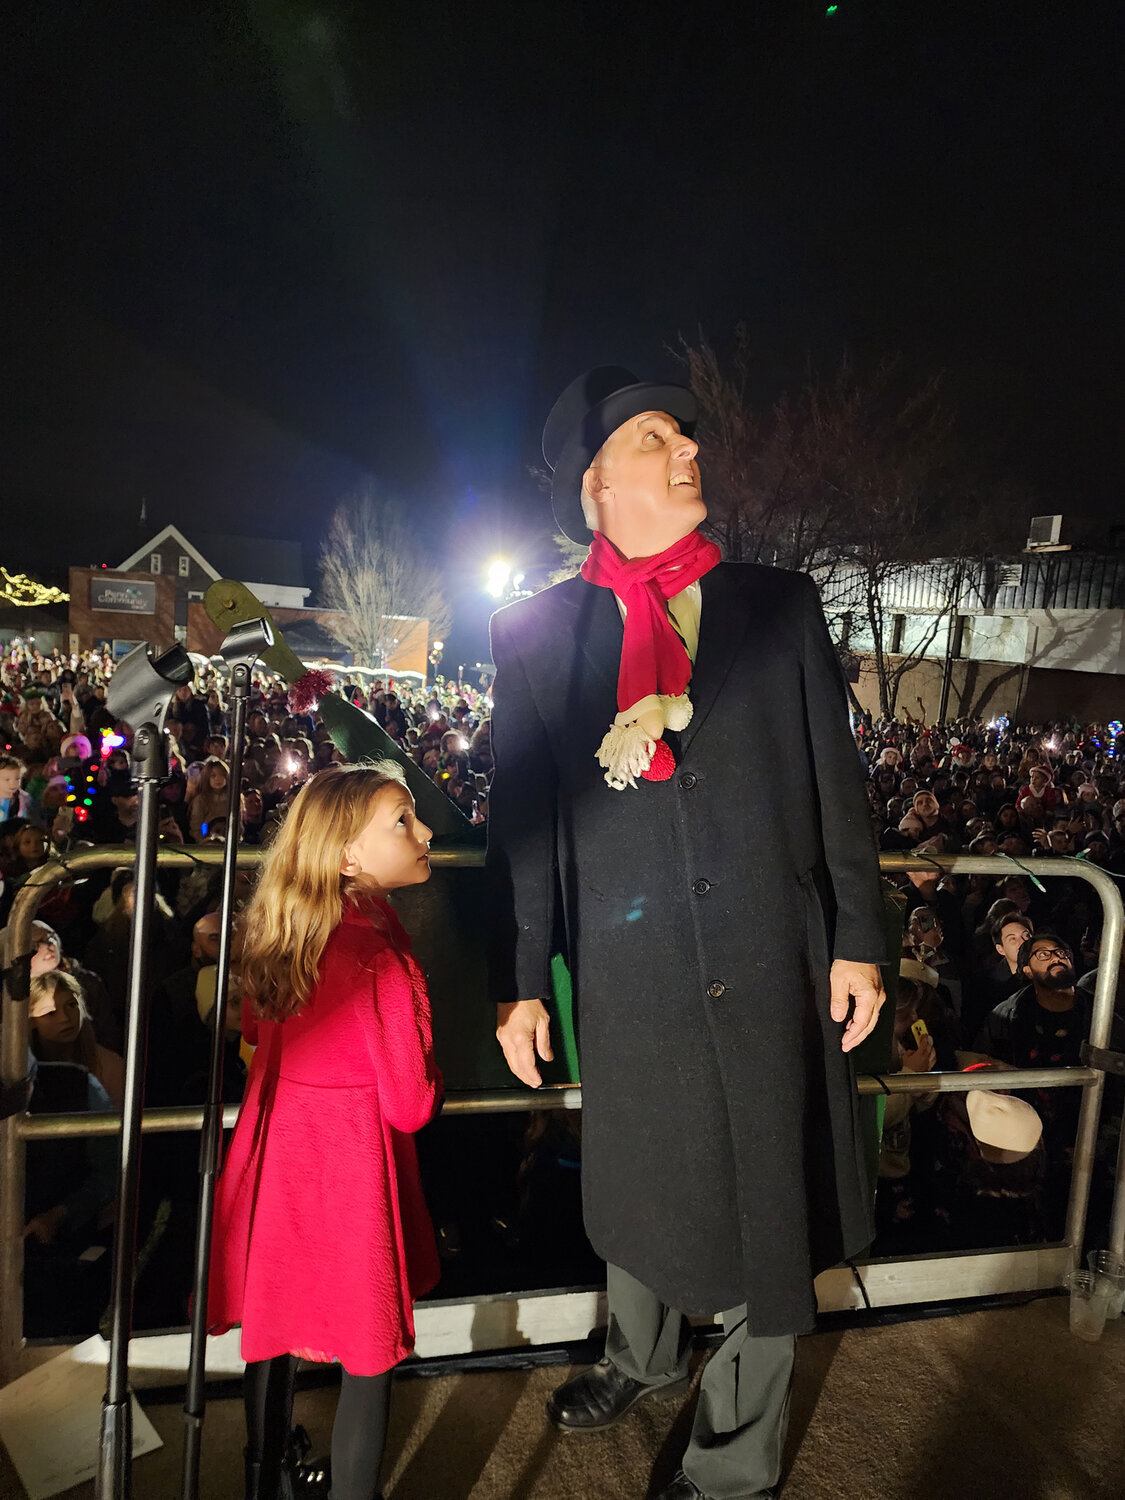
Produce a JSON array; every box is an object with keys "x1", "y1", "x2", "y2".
[
  {"x1": 899, "y1": 957, "x2": 939, "y2": 987},
  {"x1": 966, "y1": 1091, "x2": 1043, "y2": 1163}
]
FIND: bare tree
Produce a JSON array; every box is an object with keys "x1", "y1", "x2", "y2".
[
  {"x1": 676, "y1": 327, "x2": 850, "y2": 580},
  {"x1": 320, "y1": 492, "x2": 451, "y2": 668},
  {"x1": 676, "y1": 333, "x2": 1023, "y2": 717},
  {"x1": 809, "y1": 363, "x2": 1023, "y2": 716},
  {"x1": 548, "y1": 531, "x2": 590, "y2": 585}
]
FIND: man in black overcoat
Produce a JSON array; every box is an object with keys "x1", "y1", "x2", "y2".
[{"x1": 487, "y1": 368, "x2": 887, "y2": 1500}]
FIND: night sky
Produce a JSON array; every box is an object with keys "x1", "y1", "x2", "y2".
[{"x1": 4, "y1": 0, "x2": 1121, "y2": 662}]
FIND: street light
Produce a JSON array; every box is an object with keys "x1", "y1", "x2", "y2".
[{"x1": 485, "y1": 558, "x2": 511, "y2": 598}]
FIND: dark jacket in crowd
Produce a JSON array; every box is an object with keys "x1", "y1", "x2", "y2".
[{"x1": 487, "y1": 562, "x2": 887, "y2": 1338}]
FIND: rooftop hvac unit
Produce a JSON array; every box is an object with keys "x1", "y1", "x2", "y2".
[{"x1": 1026, "y1": 514, "x2": 1062, "y2": 547}]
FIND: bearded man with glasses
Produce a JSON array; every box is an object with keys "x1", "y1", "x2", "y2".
[{"x1": 972, "y1": 932, "x2": 1097, "y2": 1235}]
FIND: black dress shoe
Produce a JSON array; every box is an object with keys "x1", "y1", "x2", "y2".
[
  {"x1": 652, "y1": 1475, "x2": 778, "y2": 1500},
  {"x1": 546, "y1": 1356, "x2": 688, "y2": 1431}
]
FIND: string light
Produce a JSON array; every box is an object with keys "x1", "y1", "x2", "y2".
[{"x1": 0, "y1": 568, "x2": 69, "y2": 607}]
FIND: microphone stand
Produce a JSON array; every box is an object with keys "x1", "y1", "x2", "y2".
[
  {"x1": 181, "y1": 619, "x2": 272, "y2": 1500},
  {"x1": 97, "y1": 643, "x2": 194, "y2": 1500}
]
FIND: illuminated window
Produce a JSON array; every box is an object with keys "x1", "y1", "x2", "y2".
[
  {"x1": 150, "y1": 553, "x2": 162, "y2": 574},
  {"x1": 178, "y1": 554, "x2": 190, "y2": 577}
]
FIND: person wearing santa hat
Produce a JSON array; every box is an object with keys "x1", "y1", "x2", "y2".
[{"x1": 487, "y1": 368, "x2": 887, "y2": 1500}]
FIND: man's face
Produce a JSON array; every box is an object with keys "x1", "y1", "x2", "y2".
[
  {"x1": 112, "y1": 793, "x2": 139, "y2": 828},
  {"x1": 996, "y1": 921, "x2": 1031, "y2": 967},
  {"x1": 192, "y1": 913, "x2": 223, "y2": 965},
  {"x1": 585, "y1": 411, "x2": 704, "y2": 548},
  {"x1": 1023, "y1": 941, "x2": 1075, "y2": 991}
]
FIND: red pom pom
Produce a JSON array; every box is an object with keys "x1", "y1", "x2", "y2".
[
  {"x1": 289, "y1": 668, "x2": 335, "y2": 714},
  {"x1": 642, "y1": 738, "x2": 676, "y2": 782}
]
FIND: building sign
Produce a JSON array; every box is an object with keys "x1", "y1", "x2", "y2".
[{"x1": 89, "y1": 578, "x2": 156, "y2": 614}]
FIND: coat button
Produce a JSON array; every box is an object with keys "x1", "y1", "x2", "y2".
[
  {"x1": 692, "y1": 878, "x2": 711, "y2": 895},
  {"x1": 679, "y1": 772, "x2": 698, "y2": 789},
  {"x1": 707, "y1": 981, "x2": 726, "y2": 999}
]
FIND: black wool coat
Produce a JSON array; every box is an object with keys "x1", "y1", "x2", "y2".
[{"x1": 486, "y1": 562, "x2": 887, "y2": 1336}]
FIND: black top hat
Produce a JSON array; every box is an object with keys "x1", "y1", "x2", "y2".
[{"x1": 542, "y1": 366, "x2": 698, "y2": 543}]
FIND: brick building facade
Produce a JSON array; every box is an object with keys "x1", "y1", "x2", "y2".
[{"x1": 68, "y1": 568, "x2": 177, "y2": 654}]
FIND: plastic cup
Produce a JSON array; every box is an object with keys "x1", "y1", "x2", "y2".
[
  {"x1": 1068, "y1": 1270, "x2": 1108, "y2": 1343},
  {"x1": 1086, "y1": 1250, "x2": 1125, "y2": 1320}
]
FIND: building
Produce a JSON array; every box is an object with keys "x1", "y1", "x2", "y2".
[
  {"x1": 68, "y1": 525, "x2": 313, "y2": 657},
  {"x1": 116, "y1": 525, "x2": 311, "y2": 636},
  {"x1": 62, "y1": 522, "x2": 430, "y2": 675},
  {"x1": 68, "y1": 567, "x2": 178, "y2": 657},
  {"x1": 822, "y1": 550, "x2": 1125, "y2": 722}
]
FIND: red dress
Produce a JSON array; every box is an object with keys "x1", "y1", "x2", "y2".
[{"x1": 207, "y1": 896, "x2": 443, "y2": 1376}]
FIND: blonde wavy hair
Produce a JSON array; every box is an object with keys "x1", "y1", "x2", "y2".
[{"x1": 240, "y1": 760, "x2": 407, "y2": 1021}]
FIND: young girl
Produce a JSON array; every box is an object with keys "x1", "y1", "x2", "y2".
[
  {"x1": 188, "y1": 755, "x2": 230, "y2": 842},
  {"x1": 28, "y1": 971, "x2": 125, "y2": 1108},
  {"x1": 207, "y1": 761, "x2": 442, "y2": 1500}
]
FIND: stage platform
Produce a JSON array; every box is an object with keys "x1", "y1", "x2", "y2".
[{"x1": 3, "y1": 1294, "x2": 1122, "y2": 1499}]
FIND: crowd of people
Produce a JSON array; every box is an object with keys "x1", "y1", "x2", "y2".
[
  {"x1": 2, "y1": 638, "x2": 1124, "y2": 1337},
  {"x1": 859, "y1": 715, "x2": 1125, "y2": 1255},
  {"x1": 0, "y1": 644, "x2": 492, "y2": 859}
]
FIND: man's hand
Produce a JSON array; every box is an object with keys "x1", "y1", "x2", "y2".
[
  {"x1": 496, "y1": 998, "x2": 554, "y2": 1088},
  {"x1": 829, "y1": 961, "x2": 886, "y2": 1053}
]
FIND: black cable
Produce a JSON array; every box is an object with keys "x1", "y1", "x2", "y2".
[{"x1": 846, "y1": 1260, "x2": 873, "y2": 1311}]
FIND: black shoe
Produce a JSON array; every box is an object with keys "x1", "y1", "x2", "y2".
[
  {"x1": 287, "y1": 1426, "x2": 330, "y2": 1495},
  {"x1": 652, "y1": 1475, "x2": 778, "y2": 1500},
  {"x1": 546, "y1": 1356, "x2": 688, "y2": 1431},
  {"x1": 244, "y1": 1450, "x2": 297, "y2": 1500}
]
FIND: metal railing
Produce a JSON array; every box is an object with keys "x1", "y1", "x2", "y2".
[{"x1": 3, "y1": 847, "x2": 1124, "y2": 1384}]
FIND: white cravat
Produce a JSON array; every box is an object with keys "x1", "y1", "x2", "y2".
[{"x1": 614, "y1": 579, "x2": 702, "y2": 665}]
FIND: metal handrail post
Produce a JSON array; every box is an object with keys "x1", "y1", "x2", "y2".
[
  {"x1": 0, "y1": 863, "x2": 50, "y2": 1384},
  {"x1": 12, "y1": 1065, "x2": 1102, "y2": 1144}
]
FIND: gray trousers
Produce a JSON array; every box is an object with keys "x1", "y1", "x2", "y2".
[{"x1": 604, "y1": 1264, "x2": 794, "y2": 1500}]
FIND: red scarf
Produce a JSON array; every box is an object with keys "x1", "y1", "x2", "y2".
[{"x1": 581, "y1": 529, "x2": 722, "y2": 714}]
